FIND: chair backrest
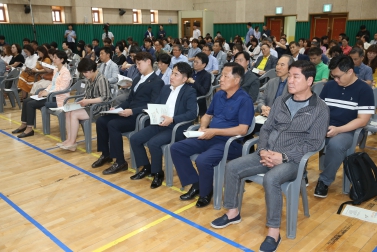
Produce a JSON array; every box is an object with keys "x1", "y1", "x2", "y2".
[
  {"x1": 311, "y1": 82, "x2": 325, "y2": 96},
  {"x1": 2, "y1": 69, "x2": 20, "y2": 90},
  {"x1": 259, "y1": 69, "x2": 277, "y2": 85}
]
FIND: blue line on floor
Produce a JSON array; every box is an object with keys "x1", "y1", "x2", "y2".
[
  {"x1": 0, "y1": 193, "x2": 72, "y2": 252},
  {"x1": 0, "y1": 130, "x2": 253, "y2": 252},
  {"x1": 373, "y1": 246, "x2": 377, "y2": 252}
]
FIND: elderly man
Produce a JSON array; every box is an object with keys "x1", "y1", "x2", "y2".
[
  {"x1": 254, "y1": 44, "x2": 278, "y2": 75},
  {"x1": 202, "y1": 44, "x2": 219, "y2": 75},
  {"x1": 98, "y1": 46, "x2": 119, "y2": 85},
  {"x1": 169, "y1": 44, "x2": 188, "y2": 69},
  {"x1": 211, "y1": 60, "x2": 329, "y2": 252},
  {"x1": 170, "y1": 62, "x2": 254, "y2": 208},
  {"x1": 349, "y1": 47, "x2": 373, "y2": 86},
  {"x1": 315, "y1": 55, "x2": 375, "y2": 198}
]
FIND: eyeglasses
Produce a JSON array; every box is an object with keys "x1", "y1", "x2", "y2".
[{"x1": 330, "y1": 70, "x2": 348, "y2": 81}]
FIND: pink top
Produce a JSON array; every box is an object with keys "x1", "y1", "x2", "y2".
[
  {"x1": 342, "y1": 45, "x2": 352, "y2": 55},
  {"x1": 46, "y1": 66, "x2": 71, "y2": 107}
]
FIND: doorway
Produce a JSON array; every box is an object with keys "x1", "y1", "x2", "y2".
[
  {"x1": 310, "y1": 14, "x2": 347, "y2": 41},
  {"x1": 181, "y1": 18, "x2": 203, "y2": 38},
  {"x1": 266, "y1": 17, "x2": 285, "y2": 40}
]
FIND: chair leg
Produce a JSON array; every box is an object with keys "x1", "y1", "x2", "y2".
[
  {"x1": 0, "y1": 93, "x2": 4, "y2": 113},
  {"x1": 13, "y1": 90, "x2": 22, "y2": 109},
  {"x1": 213, "y1": 162, "x2": 225, "y2": 210},
  {"x1": 318, "y1": 148, "x2": 325, "y2": 171},
  {"x1": 343, "y1": 172, "x2": 350, "y2": 194},
  {"x1": 58, "y1": 114, "x2": 66, "y2": 141},
  {"x1": 300, "y1": 179, "x2": 310, "y2": 217},
  {"x1": 163, "y1": 144, "x2": 173, "y2": 187},
  {"x1": 128, "y1": 133, "x2": 138, "y2": 171},
  {"x1": 41, "y1": 107, "x2": 47, "y2": 135},
  {"x1": 285, "y1": 186, "x2": 300, "y2": 239},
  {"x1": 359, "y1": 131, "x2": 368, "y2": 149},
  {"x1": 84, "y1": 121, "x2": 92, "y2": 153}
]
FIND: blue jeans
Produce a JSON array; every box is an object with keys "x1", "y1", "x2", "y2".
[
  {"x1": 223, "y1": 152, "x2": 298, "y2": 228},
  {"x1": 319, "y1": 131, "x2": 354, "y2": 186}
]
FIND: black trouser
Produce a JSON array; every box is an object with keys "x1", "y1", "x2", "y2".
[{"x1": 21, "y1": 97, "x2": 46, "y2": 126}]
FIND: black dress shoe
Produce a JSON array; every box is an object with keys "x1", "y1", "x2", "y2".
[
  {"x1": 180, "y1": 185, "x2": 200, "y2": 201},
  {"x1": 150, "y1": 171, "x2": 164, "y2": 189},
  {"x1": 12, "y1": 127, "x2": 26, "y2": 134},
  {"x1": 92, "y1": 155, "x2": 113, "y2": 168},
  {"x1": 102, "y1": 162, "x2": 128, "y2": 175},
  {"x1": 17, "y1": 130, "x2": 34, "y2": 138},
  {"x1": 130, "y1": 166, "x2": 151, "y2": 180},
  {"x1": 195, "y1": 192, "x2": 213, "y2": 208}
]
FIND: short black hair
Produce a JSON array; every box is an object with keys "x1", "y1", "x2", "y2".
[
  {"x1": 234, "y1": 51, "x2": 250, "y2": 61},
  {"x1": 77, "y1": 58, "x2": 97, "y2": 72},
  {"x1": 328, "y1": 55, "x2": 354, "y2": 72},
  {"x1": 13, "y1": 44, "x2": 22, "y2": 54},
  {"x1": 223, "y1": 62, "x2": 245, "y2": 79},
  {"x1": 31, "y1": 40, "x2": 38, "y2": 45},
  {"x1": 203, "y1": 44, "x2": 212, "y2": 51},
  {"x1": 103, "y1": 37, "x2": 112, "y2": 44},
  {"x1": 308, "y1": 47, "x2": 323, "y2": 56},
  {"x1": 23, "y1": 38, "x2": 30, "y2": 43},
  {"x1": 360, "y1": 25, "x2": 366, "y2": 30},
  {"x1": 54, "y1": 50, "x2": 68, "y2": 64},
  {"x1": 129, "y1": 46, "x2": 142, "y2": 54},
  {"x1": 23, "y1": 44, "x2": 34, "y2": 55},
  {"x1": 100, "y1": 46, "x2": 113, "y2": 58},
  {"x1": 115, "y1": 43, "x2": 124, "y2": 52},
  {"x1": 134, "y1": 51, "x2": 154, "y2": 66},
  {"x1": 289, "y1": 41, "x2": 299, "y2": 47},
  {"x1": 362, "y1": 34, "x2": 370, "y2": 42},
  {"x1": 173, "y1": 62, "x2": 192, "y2": 79},
  {"x1": 247, "y1": 22, "x2": 252, "y2": 27},
  {"x1": 289, "y1": 60, "x2": 316, "y2": 82},
  {"x1": 43, "y1": 43, "x2": 51, "y2": 49},
  {"x1": 342, "y1": 36, "x2": 349, "y2": 42},
  {"x1": 85, "y1": 44, "x2": 93, "y2": 50},
  {"x1": 195, "y1": 52, "x2": 209, "y2": 67},
  {"x1": 62, "y1": 41, "x2": 68, "y2": 46},
  {"x1": 350, "y1": 46, "x2": 364, "y2": 57},
  {"x1": 329, "y1": 45, "x2": 343, "y2": 56},
  {"x1": 158, "y1": 53, "x2": 171, "y2": 65},
  {"x1": 50, "y1": 41, "x2": 58, "y2": 48},
  {"x1": 92, "y1": 38, "x2": 99, "y2": 43},
  {"x1": 144, "y1": 38, "x2": 152, "y2": 43},
  {"x1": 311, "y1": 41, "x2": 320, "y2": 48}
]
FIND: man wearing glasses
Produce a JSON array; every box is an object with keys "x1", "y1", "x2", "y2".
[
  {"x1": 314, "y1": 55, "x2": 375, "y2": 198},
  {"x1": 169, "y1": 45, "x2": 188, "y2": 69}
]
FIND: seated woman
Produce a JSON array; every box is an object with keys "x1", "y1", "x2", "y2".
[
  {"x1": 363, "y1": 44, "x2": 377, "y2": 85},
  {"x1": 77, "y1": 43, "x2": 86, "y2": 59},
  {"x1": 155, "y1": 53, "x2": 172, "y2": 85},
  {"x1": 60, "y1": 58, "x2": 112, "y2": 151},
  {"x1": 247, "y1": 37, "x2": 261, "y2": 62},
  {"x1": 18, "y1": 45, "x2": 51, "y2": 99},
  {"x1": 30, "y1": 48, "x2": 56, "y2": 94},
  {"x1": 11, "y1": 50, "x2": 71, "y2": 138},
  {"x1": 112, "y1": 43, "x2": 126, "y2": 66},
  {"x1": 6, "y1": 44, "x2": 25, "y2": 70},
  {"x1": 1, "y1": 44, "x2": 13, "y2": 64},
  {"x1": 84, "y1": 44, "x2": 96, "y2": 61}
]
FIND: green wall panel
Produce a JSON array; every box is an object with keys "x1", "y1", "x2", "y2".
[
  {"x1": 295, "y1": 22, "x2": 311, "y2": 40},
  {"x1": 214, "y1": 23, "x2": 265, "y2": 42},
  {"x1": 346, "y1": 20, "x2": 377, "y2": 45}
]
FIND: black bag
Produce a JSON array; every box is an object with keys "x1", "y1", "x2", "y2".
[{"x1": 337, "y1": 152, "x2": 377, "y2": 214}]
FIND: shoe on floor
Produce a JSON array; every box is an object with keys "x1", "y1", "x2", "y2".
[
  {"x1": 195, "y1": 192, "x2": 213, "y2": 208},
  {"x1": 210, "y1": 213, "x2": 241, "y2": 229},
  {"x1": 314, "y1": 180, "x2": 328, "y2": 198},
  {"x1": 102, "y1": 162, "x2": 128, "y2": 175},
  {"x1": 259, "y1": 235, "x2": 281, "y2": 252},
  {"x1": 305, "y1": 176, "x2": 309, "y2": 187},
  {"x1": 17, "y1": 130, "x2": 34, "y2": 138}
]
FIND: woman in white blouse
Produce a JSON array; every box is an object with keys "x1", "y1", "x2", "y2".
[{"x1": 247, "y1": 37, "x2": 261, "y2": 62}]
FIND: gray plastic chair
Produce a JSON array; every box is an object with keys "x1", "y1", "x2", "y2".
[
  {"x1": 359, "y1": 88, "x2": 377, "y2": 149},
  {"x1": 0, "y1": 69, "x2": 21, "y2": 113},
  {"x1": 197, "y1": 84, "x2": 220, "y2": 108},
  {"x1": 311, "y1": 82, "x2": 325, "y2": 96},
  {"x1": 319, "y1": 127, "x2": 363, "y2": 194},
  {"x1": 259, "y1": 69, "x2": 277, "y2": 86},
  {"x1": 188, "y1": 117, "x2": 255, "y2": 210},
  {"x1": 238, "y1": 137, "x2": 325, "y2": 239},
  {"x1": 41, "y1": 80, "x2": 84, "y2": 141}
]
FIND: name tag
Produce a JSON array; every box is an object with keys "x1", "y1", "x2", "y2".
[{"x1": 81, "y1": 83, "x2": 85, "y2": 88}]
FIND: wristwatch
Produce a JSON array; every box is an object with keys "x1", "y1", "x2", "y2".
[{"x1": 282, "y1": 153, "x2": 289, "y2": 163}]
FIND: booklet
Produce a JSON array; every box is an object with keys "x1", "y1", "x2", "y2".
[
  {"x1": 143, "y1": 104, "x2": 169, "y2": 125},
  {"x1": 49, "y1": 103, "x2": 84, "y2": 112},
  {"x1": 183, "y1": 131, "x2": 204, "y2": 138},
  {"x1": 255, "y1": 115, "x2": 268, "y2": 124},
  {"x1": 117, "y1": 75, "x2": 133, "y2": 87},
  {"x1": 100, "y1": 107, "x2": 123, "y2": 114},
  {"x1": 30, "y1": 95, "x2": 46, "y2": 101},
  {"x1": 252, "y1": 68, "x2": 260, "y2": 74},
  {"x1": 41, "y1": 62, "x2": 56, "y2": 69}
]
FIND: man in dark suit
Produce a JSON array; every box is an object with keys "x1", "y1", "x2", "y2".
[
  {"x1": 144, "y1": 26, "x2": 154, "y2": 39},
  {"x1": 254, "y1": 44, "x2": 278, "y2": 76},
  {"x1": 129, "y1": 62, "x2": 197, "y2": 189},
  {"x1": 92, "y1": 52, "x2": 164, "y2": 175}
]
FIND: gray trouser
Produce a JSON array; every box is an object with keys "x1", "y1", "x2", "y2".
[
  {"x1": 223, "y1": 152, "x2": 298, "y2": 228},
  {"x1": 319, "y1": 131, "x2": 354, "y2": 186}
]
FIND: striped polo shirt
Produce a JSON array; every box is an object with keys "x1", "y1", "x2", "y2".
[{"x1": 320, "y1": 79, "x2": 375, "y2": 127}]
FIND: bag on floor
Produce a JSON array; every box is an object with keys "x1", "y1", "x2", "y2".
[{"x1": 337, "y1": 152, "x2": 377, "y2": 214}]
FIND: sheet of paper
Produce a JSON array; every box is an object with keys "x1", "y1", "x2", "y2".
[
  {"x1": 41, "y1": 62, "x2": 56, "y2": 69},
  {"x1": 117, "y1": 74, "x2": 132, "y2": 82},
  {"x1": 252, "y1": 68, "x2": 260, "y2": 74},
  {"x1": 101, "y1": 107, "x2": 123, "y2": 114},
  {"x1": 49, "y1": 107, "x2": 64, "y2": 111},
  {"x1": 341, "y1": 205, "x2": 377, "y2": 224},
  {"x1": 183, "y1": 131, "x2": 204, "y2": 138},
  {"x1": 255, "y1": 115, "x2": 268, "y2": 124},
  {"x1": 143, "y1": 104, "x2": 169, "y2": 125},
  {"x1": 30, "y1": 95, "x2": 46, "y2": 101},
  {"x1": 62, "y1": 103, "x2": 84, "y2": 112}
]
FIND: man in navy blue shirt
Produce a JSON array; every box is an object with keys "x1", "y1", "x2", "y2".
[
  {"x1": 315, "y1": 55, "x2": 375, "y2": 198},
  {"x1": 170, "y1": 62, "x2": 254, "y2": 208}
]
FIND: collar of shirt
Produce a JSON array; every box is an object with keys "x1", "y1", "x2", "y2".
[
  {"x1": 139, "y1": 71, "x2": 154, "y2": 83},
  {"x1": 170, "y1": 83, "x2": 184, "y2": 92},
  {"x1": 279, "y1": 78, "x2": 288, "y2": 85}
]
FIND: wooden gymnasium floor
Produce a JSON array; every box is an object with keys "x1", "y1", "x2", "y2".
[{"x1": 0, "y1": 104, "x2": 377, "y2": 252}]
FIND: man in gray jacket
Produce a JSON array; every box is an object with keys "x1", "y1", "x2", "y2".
[{"x1": 210, "y1": 60, "x2": 329, "y2": 252}]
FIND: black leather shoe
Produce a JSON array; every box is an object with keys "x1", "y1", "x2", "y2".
[
  {"x1": 92, "y1": 155, "x2": 113, "y2": 168},
  {"x1": 180, "y1": 185, "x2": 200, "y2": 201},
  {"x1": 17, "y1": 130, "x2": 34, "y2": 138},
  {"x1": 12, "y1": 127, "x2": 26, "y2": 134},
  {"x1": 130, "y1": 166, "x2": 151, "y2": 180},
  {"x1": 102, "y1": 162, "x2": 128, "y2": 175},
  {"x1": 150, "y1": 171, "x2": 164, "y2": 189},
  {"x1": 195, "y1": 192, "x2": 213, "y2": 208}
]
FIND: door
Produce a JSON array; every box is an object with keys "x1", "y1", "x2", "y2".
[
  {"x1": 269, "y1": 19, "x2": 283, "y2": 40},
  {"x1": 314, "y1": 18, "x2": 329, "y2": 38},
  {"x1": 181, "y1": 18, "x2": 202, "y2": 38},
  {"x1": 332, "y1": 17, "x2": 347, "y2": 41}
]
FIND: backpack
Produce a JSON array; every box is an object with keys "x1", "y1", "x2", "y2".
[{"x1": 337, "y1": 152, "x2": 377, "y2": 214}]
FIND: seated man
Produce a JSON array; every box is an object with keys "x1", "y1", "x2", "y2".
[
  {"x1": 254, "y1": 44, "x2": 278, "y2": 76},
  {"x1": 92, "y1": 52, "x2": 164, "y2": 174},
  {"x1": 212, "y1": 41, "x2": 227, "y2": 73},
  {"x1": 202, "y1": 44, "x2": 219, "y2": 75},
  {"x1": 211, "y1": 60, "x2": 329, "y2": 252},
  {"x1": 155, "y1": 53, "x2": 172, "y2": 85},
  {"x1": 289, "y1": 41, "x2": 309, "y2": 61},
  {"x1": 186, "y1": 52, "x2": 212, "y2": 115},
  {"x1": 315, "y1": 55, "x2": 375, "y2": 198},
  {"x1": 309, "y1": 47, "x2": 330, "y2": 82},
  {"x1": 349, "y1": 47, "x2": 373, "y2": 86},
  {"x1": 98, "y1": 46, "x2": 119, "y2": 85},
  {"x1": 129, "y1": 62, "x2": 197, "y2": 189},
  {"x1": 142, "y1": 38, "x2": 156, "y2": 61},
  {"x1": 170, "y1": 62, "x2": 254, "y2": 208},
  {"x1": 169, "y1": 45, "x2": 188, "y2": 69},
  {"x1": 310, "y1": 41, "x2": 329, "y2": 64},
  {"x1": 234, "y1": 51, "x2": 260, "y2": 102}
]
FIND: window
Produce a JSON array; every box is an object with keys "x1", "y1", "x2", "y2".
[
  {"x1": 92, "y1": 8, "x2": 100, "y2": 23},
  {"x1": 0, "y1": 3, "x2": 8, "y2": 23},
  {"x1": 52, "y1": 6, "x2": 65, "y2": 23},
  {"x1": 133, "y1": 9, "x2": 138, "y2": 23},
  {"x1": 150, "y1": 10, "x2": 158, "y2": 23}
]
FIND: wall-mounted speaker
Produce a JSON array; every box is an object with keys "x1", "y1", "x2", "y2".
[
  {"x1": 119, "y1": 9, "x2": 126, "y2": 16},
  {"x1": 24, "y1": 5, "x2": 31, "y2": 14}
]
